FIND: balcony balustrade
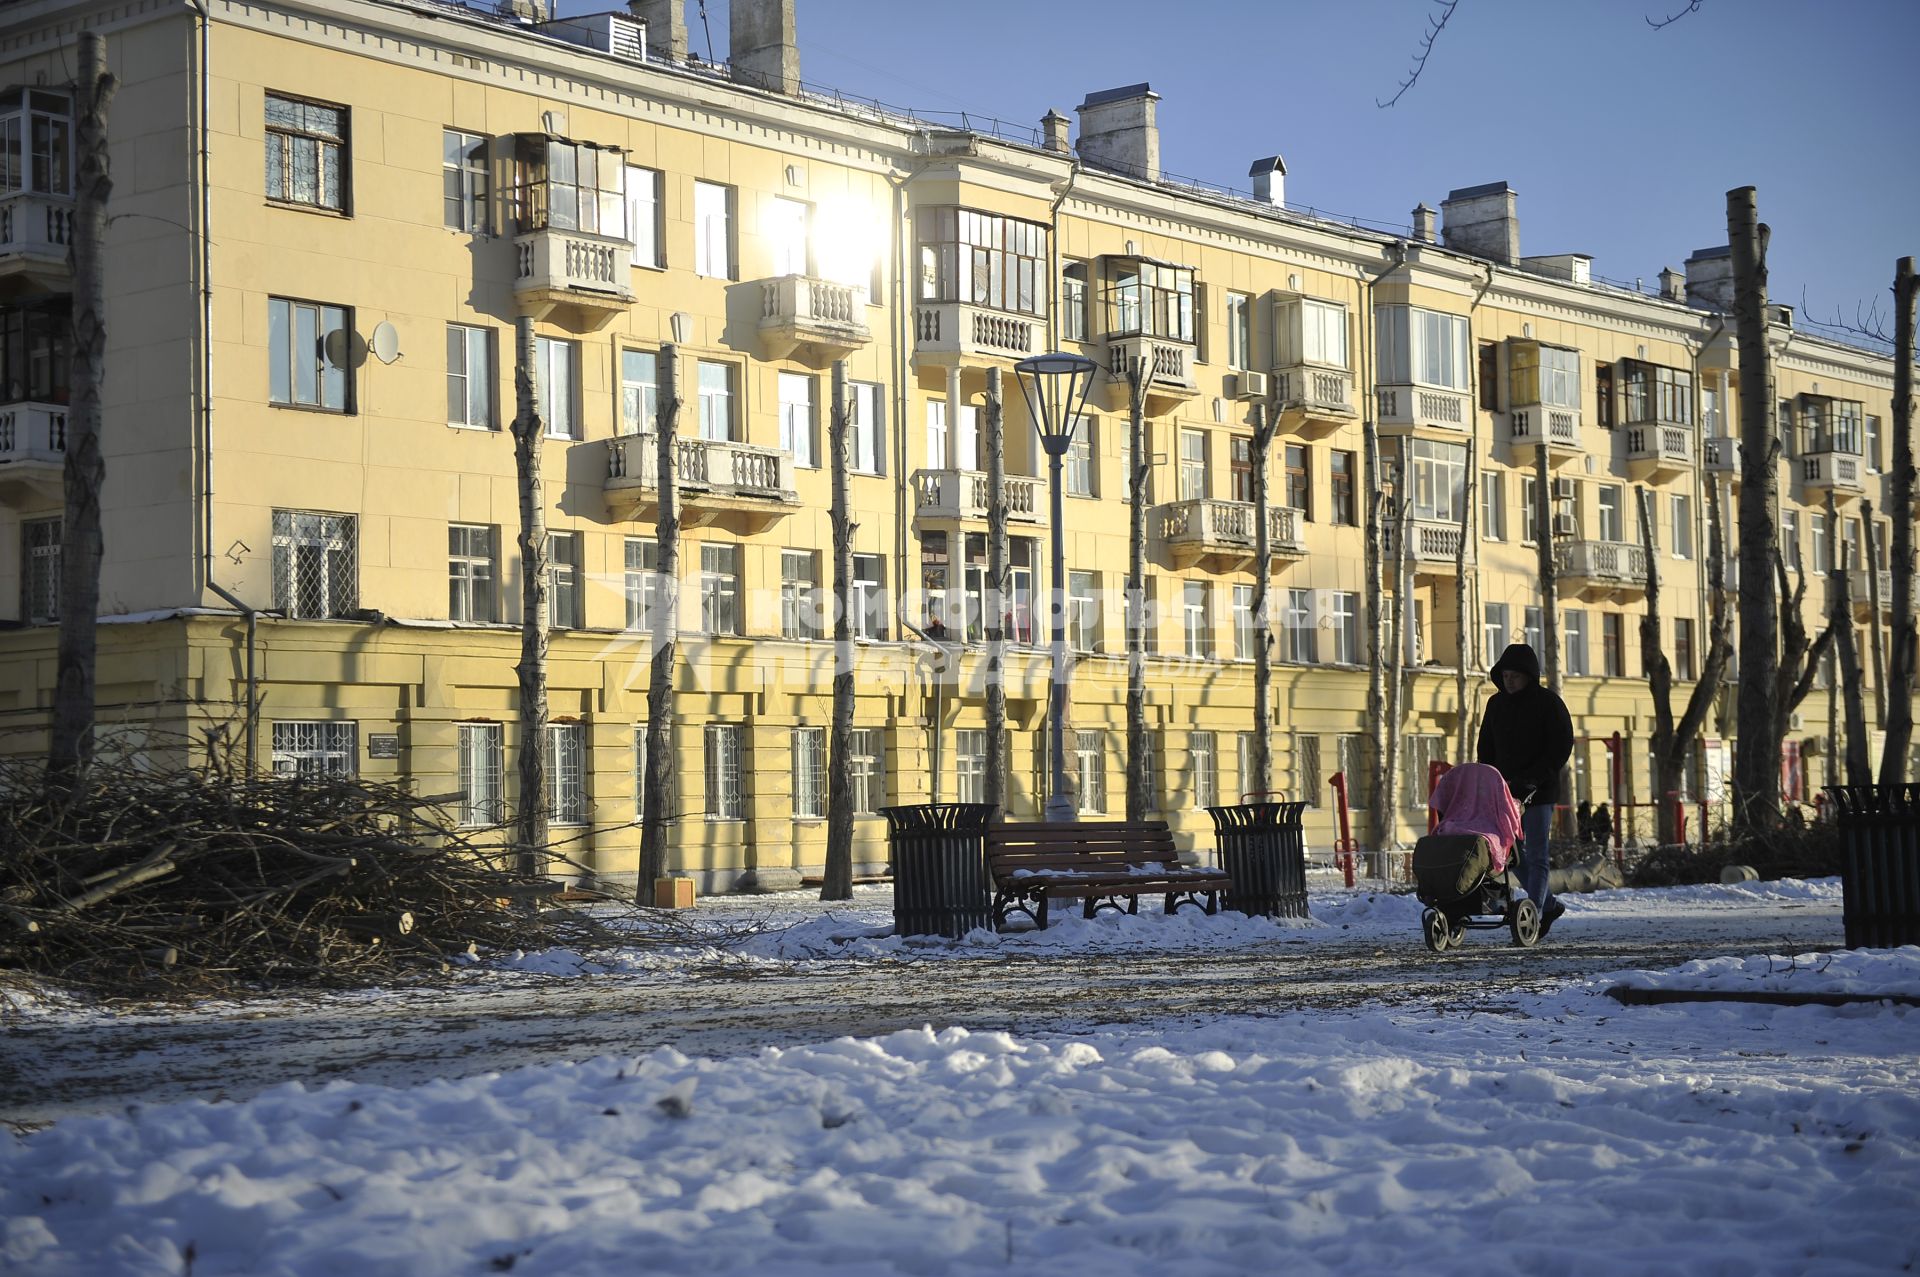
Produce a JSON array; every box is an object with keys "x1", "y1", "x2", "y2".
[
  {"x1": 1376, "y1": 384, "x2": 1470, "y2": 435},
  {"x1": 1104, "y1": 334, "x2": 1198, "y2": 411},
  {"x1": 1624, "y1": 422, "x2": 1693, "y2": 482},
  {"x1": 0, "y1": 400, "x2": 67, "y2": 499},
  {"x1": 1384, "y1": 517, "x2": 1474, "y2": 576},
  {"x1": 910, "y1": 468, "x2": 1044, "y2": 525},
  {"x1": 1800, "y1": 448, "x2": 1864, "y2": 502},
  {"x1": 911, "y1": 302, "x2": 1042, "y2": 368},
  {"x1": 1555, "y1": 538, "x2": 1649, "y2": 600},
  {"x1": 0, "y1": 192, "x2": 74, "y2": 287},
  {"x1": 1508, "y1": 406, "x2": 1583, "y2": 465},
  {"x1": 604, "y1": 433, "x2": 797, "y2": 530},
  {"x1": 1158, "y1": 498, "x2": 1305, "y2": 570},
  {"x1": 759, "y1": 274, "x2": 871, "y2": 359},
  {"x1": 513, "y1": 226, "x2": 634, "y2": 324},
  {"x1": 1273, "y1": 362, "x2": 1355, "y2": 437}
]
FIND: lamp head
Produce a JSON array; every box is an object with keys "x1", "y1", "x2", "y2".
[{"x1": 1014, "y1": 351, "x2": 1099, "y2": 457}]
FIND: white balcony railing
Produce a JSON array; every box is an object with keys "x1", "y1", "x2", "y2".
[
  {"x1": 911, "y1": 469, "x2": 1044, "y2": 524},
  {"x1": 0, "y1": 401, "x2": 67, "y2": 466},
  {"x1": 1376, "y1": 384, "x2": 1469, "y2": 432},
  {"x1": 1556, "y1": 539, "x2": 1648, "y2": 589},
  {"x1": 0, "y1": 192, "x2": 75, "y2": 263},
  {"x1": 1273, "y1": 363, "x2": 1354, "y2": 418},
  {"x1": 1158, "y1": 498, "x2": 1304, "y2": 556},
  {"x1": 606, "y1": 434, "x2": 795, "y2": 502},
  {"x1": 1626, "y1": 423, "x2": 1693, "y2": 467},
  {"x1": 1801, "y1": 450, "x2": 1863, "y2": 491},
  {"x1": 1385, "y1": 517, "x2": 1472, "y2": 568},
  {"x1": 1106, "y1": 335, "x2": 1196, "y2": 391},
  {"x1": 760, "y1": 274, "x2": 870, "y2": 352},
  {"x1": 912, "y1": 302, "x2": 1042, "y2": 363},
  {"x1": 1509, "y1": 407, "x2": 1582, "y2": 451},
  {"x1": 1703, "y1": 436, "x2": 1737, "y2": 472},
  {"x1": 514, "y1": 226, "x2": 634, "y2": 304},
  {"x1": 1851, "y1": 569, "x2": 1919, "y2": 612}
]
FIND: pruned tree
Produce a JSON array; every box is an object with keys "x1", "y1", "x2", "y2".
[
  {"x1": 1827, "y1": 513, "x2": 1873, "y2": 788},
  {"x1": 1382, "y1": 492, "x2": 1412, "y2": 842},
  {"x1": 1636, "y1": 485, "x2": 1731, "y2": 842},
  {"x1": 1454, "y1": 462, "x2": 1474, "y2": 760},
  {"x1": 1881, "y1": 257, "x2": 1917, "y2": 784},
  {"x1": 1362, "y1": 408, "x2": 1389, "y2": 862},
  {"x1": 1863, "y1": 499, "x2": 1888, "y2": 727},
  {"x1": 509, "y1": 316, "x2": 548, "y2": 878},
  {"x1": 1533, "y1": 443, "x2": 1560, "y2": 688},
  {"x1": 636, "y1": 345, "x2": 682, "y2": 897},
  {"x1": 1248, "y1": 401, "x2": 1279, "y2": 798},
  {"x1": 1772, "y1": 550, "x2": 1833, "y2": 751},
  {"x1": 1124, "y1": 358, "x2": 1152, "y2": 820},
  {"x1": 822, "y1": 361, "x2": 855, "y2": 901},
  {"x1": 984, "y1": 369, "x2": 1008, "y2": 814},
  {"x1": 47, "y1": 32, "x2": 115, "y2": 793}
]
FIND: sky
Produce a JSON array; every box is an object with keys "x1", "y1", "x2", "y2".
[{"x1": 552, "y1": 0, "x2": 1920, "y2": 339}]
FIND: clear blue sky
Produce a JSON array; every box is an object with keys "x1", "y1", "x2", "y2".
[{"x1": 556, "y1": 0, "x2": 1918, "y2": 336}]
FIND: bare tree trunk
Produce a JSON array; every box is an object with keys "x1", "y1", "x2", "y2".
[
  {"x1": 984, "y1": 369, "x2": 1007, "y2": 813},
  {"x1": 1773, "y1": 551, "x2": 1833, "y2": 746},
  {"x1": 510, "y1": 316, "x2": 549, "y2": 878},
  {"x1": 47, "y1": 33, "x2": 114, "y2": 793},
  {"x1": 1864, "y1": 499, "x2": 1887, "y2": 727},
  {"x1": 1881, "y1": 257, "x2": 1917, "y2": 784},
  {"x1": 1123, "y1": 360, "x2": 1151, "y2": 820},
  {"x1": 1382, "y1": 495, "x2": 1410, "y2": 854},
  {"x1": 1455, "y1": 466, "x2": 1472, "y2": 761},
  {"x1": 823, "y1": 361, "x2": 855, "y2": 900},
  {"x1": 1533, "y1": 443, "x2": 1559, "y2": 688},
  {"x1": 1637, "y1": 487, "x2": 1679, "y2": 842},
  {"x1": 1729, "y1": 186, "x2": 1782, "y2": 829},
  {"x1": 1363, "y1": 421, "x2": 1388, "y2": 855},
  {"x1": 637, "y1": 345, "x2": 682, "y2": 896},
  {"x1": 1830, "y1": 531, "x2": 1873, "y2": 787},
  {"x1": 1249, "y1": 403, "x2": 1278, "y2": 799}
]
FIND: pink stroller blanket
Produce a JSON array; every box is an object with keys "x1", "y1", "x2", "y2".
[{"x1": 1428, "y1": 763, "x2": 1522, "y2": 874}]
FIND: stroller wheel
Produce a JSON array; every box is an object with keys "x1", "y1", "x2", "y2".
[
  {"x1": 1422, "y1": 908, "x2": 1451, "y2": 952},
  {"x1": 1509, "y1": 898, "x2": 1541, "y2": 948}
]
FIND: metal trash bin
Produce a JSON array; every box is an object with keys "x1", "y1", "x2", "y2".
[
  {"x1": 881, "y1": 803, "x2": 995, "y2": 938},
  {"x1": 1207, "y1": 801, "x2": 1310, "y2": 919},
  {"x1": 1826, "y1": 785, "x2": 1920, "y2": 949}
]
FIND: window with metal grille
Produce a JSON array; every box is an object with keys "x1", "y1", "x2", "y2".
[
  {"x1": 268, "y1": 297, "x2": 351, "y2": 411},
  {"x1": 624, "y1": 537, "x2": 663, "y2": 633},
  {"x1": 272, "y1": 510, "x2": 356, "y2": 619},
  {"x1": 442, "y1": 128, "x2": 487, "y2": 232},
  {"x1": 848, "y1": 727, "x2": 885, "y2": 815},
  {"x1": 547, "y1": 722, "x2": 586, "y2": 825},
  {"x1": 1188, "y1": 730, "x2": 1217, "y2": 809},
  {"x1": 632, "y1": 724, "x2": 677, "y2": 823},
  {"x1": 955, "y1": 729, "x2": 987, "y2": 803},
  {"x1": 1139, "y1": 731, "x2": 1159, "y2": 814},
  {"x1": 704, "y1": 723, "x2": 743, "y2": 819},
  {"x1": 266, "y1": 93, "x2": 346, "y2": 211},
  {"x1": 1336, "y1": 734, "x2": 1368, "y2": 809},
  {"x1": 546, "y1": 532, "x2": 581, "y2": 628},
  {"x1": 21, "y1": 516, "x2": 58, "y2": 623},
  {"x1": 701, "y1": 543, "x2": 741, "y2": 635},
  {"x1": 448, "y1": 523, "x2": 495, "y2": 622},
  {"x1": 1294, "y1": 733, "x2": 1321, "y2": 807},
  {"x1": 1074, "y1": 730, "x2": 1107, "y2": 815},
  {"x1": 792, "y1": 727, "x2": 826, "y2": 819},
  {"x1": 456, "y1": 722, "x2": 503, "y2": 826},
  {"x1": 271, "y1": 720, "x2": 356, "y2": 778},
  {"x1": 446, "y1": 323, "x2": 494, "y2": 428},
  {"x1": 1403, "y1": 735, "x2": 1446, "y2": 809}
]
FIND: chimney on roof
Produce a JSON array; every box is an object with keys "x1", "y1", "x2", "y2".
[
  {"x1": 1684, "y1": 247, "x2": 1734, "y2": 311},
  {"x1": 730, "y1": 0, "x2": 799, "y2": 94},
  {"x1": 1248, "y1": 155, "x2": 1285, "y2": 207},
  {"x1": 1075, "y1": 84, "x2": 1159, "y2": 182},
  {"x1": 1411, "y1": 202, "x2": 1437, "y2": 244},
  {"x1": 505, "y1": 0, "x2": 552, "y2": 20},
  {"x1": 1041, "y1": 109, "x2": 1071, "y2": 155},
  {"x1": 1440, "y1": 181, "x2": 1519, "y2": 265},
  {"x1": 628, "y1": 0, "x2": 686, "y2": 61},
  {"x1": 1658, "y1": 266, "x2": 1685, "y2": 303}
]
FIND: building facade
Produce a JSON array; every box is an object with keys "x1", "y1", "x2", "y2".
[{"x1": 0, "y1": 0, "x2": 1906, "y2": 890}]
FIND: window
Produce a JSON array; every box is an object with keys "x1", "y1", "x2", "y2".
[
  {"x1": 1673, "y1": 617, "x2": 1697, "y2": 681},
  {"x1": 1226, "y1": 292, "x2": 1252, "y2": 370},
  {"x1": 1778, "y1": 399, "x2": 1796, "y2": 457},
  {"x1": 511, "y1": 135, "x2": 625, "y2": 237},
  {"x1": 925, "y1": 400, "x2": 951, "y2": 470},
  {"x1": 627, "y1": 165, "x2": 662, "y2": 267},
  {"x1": 633, "y1": 725, "x2": 677, "y2": 824},
  {"x1": 1811, "y1": 514, "x2": 1829, "y2": 574},
  {"x1": 1564, "y1": 609, "x2": 1588, "y2": 676},
  {"x1": 546, "y1": 532, "x2": 581, "y2": 628},
  {"x1": 1671, "y1": 495, "x2": 1694, "y2": 559},
  {"x1": 1062, "y1": 261, "x2": 1089, "y2": 340},
  {"x1": 1232, "y1": 584, "x2": 1256, "y2": 660},
  {"x1": 1376, "y1": 306, "x2": 1468, "y2": 389},
  {"x1": 620, "y1": 349, "x2": 658, "y2": 436},
  {"x1": 1278, "y1": 298, "x2": 1349, "y2": 369},
  {"x1": 1284, "y1": 588, "x2": 1315, "y2": 663},
  {"x1": 1621, "y1": 361, "x2": 1693, "y2": 425},
  {"x1": 446, "y1": 324, "x2": 494, "y2": 429},
  {"x1": 1118, "y1": 423, "x2": 1153, "y2": 504},
  {"x1": 704, "y1": 724, "x2": 744, "y2": 819},
  {"x1": 915, "y1": 207, "x2": 1049, "y2": 317},
  {"x1": 1336, "y1": 735, "x2": 1368, "y2": 809},
  {"x1": 1866, "y1": 415, "x2": 1884, "y2": 473},
  {"x1": 1523, "y1": 606, "x2": 1543, "y2": 655},
  {"x1": 1520, "y1": 477, "x2": 1539, "y2": 545},
  {"x1": 1238, "y1": 733, "x2": 1261, "y2": 802},
  {"x1": 1183, "y1": 581, "x2": 1209, "y2": 658},
  {"x1": 1330, "y1": 591, "x2": 1359, "y2": 665},
  {"x1": 1509, "y1": 343, "x2": 1582, "y2": 409},
  {"x1": 1483, "y1": 603, "x2": 1508, "y2": 664},
  {"x1": 1065, "y1": 416, "x2": 1096, "y2": 496},
  {"x1": 1596, "y1": 485, "x2": 1622, "y2": 543},
  {"x1": 781, "y1": 550, "x2": 821, "y2": 640},
  {"x1": 1408, "y1": 438, "x2": 1467, "y2": 523},
  {"x1": 778, "y1": 371, "x2": 816, "y2": 468},
  {"x1": 1069, "y1": 571, "x2": 1099, "y2": 653},
  {"x1": 1481, "y1": 473, "x2": 1506, "y2": 541},
  {"x1": 0, "y1": 89, "x2": 72, "y2": 197},
  {"x1": 271, "y1": 721, "x2": 356, "y2": 778},
  {"x1": 849, "y1": 728, "x2": 886, "y2": 815},
  {"x1": 701, "y1": 543, "x2": 742, "y2": 635},
  {"x1": 1283, "y1": 445, "x2": 1311, "y2": 516},
  {"x1": 456, "y1": 723, "x2": 503, "y2": 826},
  {"x1": 272, "y1": 510, "x2": 356, "y2": 619},
  {"x1": 852, "y1": 554, "x2": 889, "y2": 640},
  {"x1": 534, "y1": 337, "x2": 578, "y2": 439},
  {"x1": 448, "y1": 523, "x2": 496, "y2": 622},
  {"x1": 625, "y1": 537, "x2": 664, "y2": 633},
  {"x1": 792, "y1": 727, "x2": 826, "y2": 819},
  {"x1": 694, "y1": 180, "x2": 734, "y2": 278},
  {"x1": 698, "y1": 361, "x2": 737, "y2": 442},
  {"x1": 850, "y1": 381, "x2": 885, "y2": 474},
  {"x1": 1602, "y1": 613, "x2": 1625, "y2": 678},
  {"x1": 266, "y1": 93, "x2": 346, "y2": 211},
  {"x1": 768, "y1": 196, "x2": 810, "y2": 277},
  {"x1": 1189, "y1": 731, "x2": 1218, "y2": 809},
  {"x1": 1781, "y1": 511, "x2": 1801, "y2": 573},
  {"x1": 548, "y1": 722, "x2": 587, "y2": 825},
  {"x1": 955, "y1": 729, "x2": 987, "y2": 804},
  {"x1": 1330, "y1": 451, "x2": 1356, "y2": 526},
  {"x1": 1178, "y1": 430, "x2": 1207, "y2": 502},
  {"x1": 0, "y1": 300, "x2": 71, "y2": 405},
  {"x1": 268, "y1": 297, "x2": 350, "y2": 411},
  {"x1": 1229, "y1": 437, "x2": 1252, "y2": 503},
  {"x1": 442, "y1": 128, "x2": 488, "y2": 232},
  {"x1": 1702, "y1": 382, "x2": 1724, "y2": 438},
  {"x1": 21, "y1": 516, "x2": 59, "y2": 623},
  {"x1": 1294, "y1": 733, "x2": 1322, "y2": 808},
  {"x1": 1106, "y1": 259, "x2": 1193, "y2": 341},
  {"x1": 1139, "y1": 732, "x2": 1160, "y2": 814},
  {"x1": 1074, "y1": 731, "x2": 1107, "y2": 815}
]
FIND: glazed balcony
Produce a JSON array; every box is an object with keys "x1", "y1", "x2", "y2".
[
  {"x1": 1384, "y1": 517, "x2": 1474, "y2": 578},
  {"x1": 1508, "y1": 406, "x2": 1583, "y2": 466},
  {"x1": 0, "y1": 401, "x2": 67, "y2": 500},
  {"x1": 1556, "y1": 538, "x2": 1648, "y2": 601},
  {"x1": 1103, "y1": 335, "x2": 1198, "y2": 412},
  {"x1": 759, "y1": 274, "x2": 870, "y2": 360},
  {"x1": 1158, "y1": 498, "x2": 1305, "y2": 572},
  {"x1": 604, "y1": 433, "x2": 797, "y2": 532},
  {"x1": 0, "y1": 192, "x2": 74, "y2": 289},
  {"x1": 1624, "y1": 421, "x2": 1693, "y2": 482},
  {"x1": 513, "y1": 226, "x2": 634, "y2": 325},
  {"x1": 911, "y1": 302, "x2": 1042, "y2": 369},
  {"x1": 1273, "y1": 362, "x2": 1356, "y2": 438},
  {"x1": 1799, "y1": 448, "x2": 1864, "y2": 504},
  {"x1": 910, "y1": 468, "x2": 1044, "y2": 526},
  {"x1": 1376, "y1": 384, "x2": 1470, "y2": 436}
]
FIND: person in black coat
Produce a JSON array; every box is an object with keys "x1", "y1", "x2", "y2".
[{"x1": 1476, "y1": 643, "x2": 1575, "y2": 936}]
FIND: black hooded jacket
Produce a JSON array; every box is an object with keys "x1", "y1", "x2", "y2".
[{"x1": 1475, "y1": 643, "x2": 1575, "y2": 806}]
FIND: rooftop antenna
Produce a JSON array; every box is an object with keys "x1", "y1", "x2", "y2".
[{"x1": 698, "y1": 0, "x2": 714, "y2": 62}]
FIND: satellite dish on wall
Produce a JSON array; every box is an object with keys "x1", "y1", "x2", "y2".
[{"x1": 371, "y1": 322, "x2": 401, "y2": 364}]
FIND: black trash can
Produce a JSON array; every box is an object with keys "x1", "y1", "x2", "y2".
[
  {"x1": 1207, "y1": 802, "x2": 1309, "y2": 919},
  {"x1": 1826, "y1": 785, "x2": 1920, "y2": 949},
  {"x1": 882, "y1": 803, "x2": 995, "y2": 938}
]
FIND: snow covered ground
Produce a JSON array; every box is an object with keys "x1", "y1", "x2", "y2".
[{"x1": 3, "y1": 879, "x2": 1917, "y2": 1275}]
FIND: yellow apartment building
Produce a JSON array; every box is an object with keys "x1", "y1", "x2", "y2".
[{"x1": 0, "y1": 0, "x2": 1906, "y2": 890}]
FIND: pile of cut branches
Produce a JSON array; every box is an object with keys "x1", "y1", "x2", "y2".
[
  {"x1": 1626, "y1": 820, "x2": 1843, "y2": 888},
  {"x1": 0, "y1": 755, "x2": 638, "y2": 996}
]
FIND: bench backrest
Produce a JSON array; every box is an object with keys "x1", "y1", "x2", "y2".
[{"x1": 985, "y1": 820, "x2": 1180, "y2": 878}]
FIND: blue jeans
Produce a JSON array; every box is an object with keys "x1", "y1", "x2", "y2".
[{"x1": 1519, "y1": 802, "x2": 1554, "y2": 910}]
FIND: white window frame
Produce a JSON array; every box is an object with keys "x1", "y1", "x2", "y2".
[
  {"x1": 1065, "y1": 416, "x2": 1096, "y2": 496},
  {"x1": 272, "y1": 509, "x2": 356, "y2": 619},
  {"x1": 1232, "y1": 583, "x2": 1255, "y2": 661},
  {"x1": 781, "y1": 549, "x2": 822, "y2": 640},
  {"x1": 624, "y1": 536, "x2": 662, "y2": 633},
  {"x1": 271, "y1": 720, "x2": 356, "y2": 778},
  {"x1": 1178, "y1": 429, "x2": 1207, "y2": 502},
  {"x1": 1564, "y1": 609, "x2": 1589, "y2": 677},
  {"x1": 698, "y1": 360, "x2": 737, "y2": 442},
  {"x1": 446, "y1": 323, "x2": 495, "y2": 429},
  {"x1": 1069, "y1": 570, "x2": 1098, "y2": 654},
  {"x1": 269, "y1": 297, "x2": 351, "y2": 412},
  {"x1": 1189, "y1": 730, "x2": 1217, "y2": 809},
  {"x1": 448, "y1": 522, "x2": 496, "y2": 623},
  {"x1": 1284, "y1": 588, "x2": 1314, "y2": 663},
  {"x1": 626, "y1": 164, "x2": 662, "y2": 268},
  {"x1": 769, "y1": 195, "x2": 810, "y2": 278},
  {"x1": 792, "y1": 726, "x2": 826, "y2": 820},
  {"x1": 1671, "y1": 494, "x2": 1694, "y2": 560},
  {"x1": 536, "y1": 336, "x2": 578, "y2": 439},
  {"x1": 547, "y1": 722, "x2": 587, "y2": 826},
  {"x1": 620, "y1": 348, "x2": 658, "y2": 437},
  {"x1": 1481, "y1": 473, "x2": 1505, "y2": 542},
  {"x1": 1074, "y1": 730, "x2": 1107, "y2": 816},
  {"x1": 1597, "y1": 485, "x2": 1623, "y2": 543},
  {"x1": 700, "y1": 542, "x2": 742, "y2": 635},
  {"x1": 955, "y1": 728, "x2": 987, "y2": 804},
  {"x1": 694, "y1": 180, "x2": 733, "y2": 279},
  {"x1": 443, "y1": 128, "x2": 488, "y2": 233},
  {"x1": 1226, "y1": 291, "x2": 1252, "y2": 371},
  {"x1": 848, "y1": 727, "x2": 885, "y2": 816},
  {"x1": 545, "y1": 531, "x2": 581, "y2": 628},
  {"x1": 1330, "y1": 591, "x2": 1358, "y2": 665},
  {"x1": 704, "y1": 723, "x2": 744, "y2": 820},
  {"x1": 850, "y1": 381, "x2": 885, "y2": 475},
  {"x1": 852, "y1": 553, "x2": 888, "y2": 641},
  {"x1": 456, "y1": 722, "x2": 504, "y2": 827},
  {"x1": 1183, "y1": 580, "x2": 1209, "y2": 659},
  {"x1": 778, "y1": 370, "x2": 817, "y2": 468},
  {"x1": 1483, "y1": 603, "x2": 1509, "y2": 666}
]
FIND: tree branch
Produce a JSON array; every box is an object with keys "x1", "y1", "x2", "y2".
[
  {"x1": 1377, "y1": 0, "x2": 1459, "y2": 109},
  {"x1": 1646, "y1": 0, "x2": 1703, "y2": 30}
]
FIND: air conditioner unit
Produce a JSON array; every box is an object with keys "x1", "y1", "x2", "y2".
[
  {"x1": 1553, "y1": 513, "x2": 1578, "y2": 538},
  {"x1": 1802, "y1": 734, "x2": 1826, "y2": 755},
  {"x1": 1230, "y1": 370, "x2": 1269, "y2": 401},
  {"x1": 1789, "y1": 712, "x2": 1805, "y2": 731},
  {"x1": 1553, "y1": 477, "x2": 1577, "y2": 501}
]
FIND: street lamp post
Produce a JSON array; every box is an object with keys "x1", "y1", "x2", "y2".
[{"x1": 1014, "y1": 352, "x2": 1099, "y2": 823}]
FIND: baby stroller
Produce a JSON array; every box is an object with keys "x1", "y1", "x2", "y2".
[{"x1": 1413, "y1": 763, "x2": 1541, "y2": 951}]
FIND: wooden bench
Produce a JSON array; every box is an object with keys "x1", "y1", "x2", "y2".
[{"x1": 985, "y1": 820, "x2": 1232, "y2": 930}]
